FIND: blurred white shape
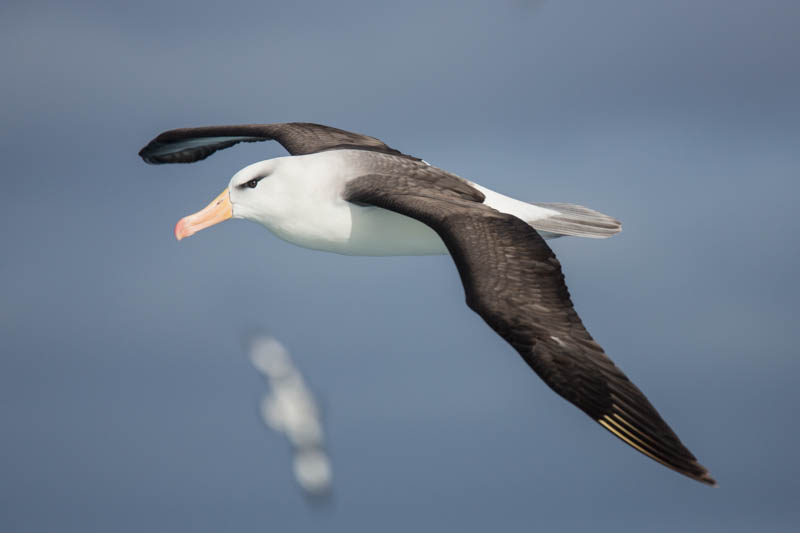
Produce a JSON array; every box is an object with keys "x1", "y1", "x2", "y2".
[
  {"x1": 260, "y1": 385, "x2": 323, "y2": 447},
  {"x1": 250, "y1": 337, "x2": 293, "y2": 378},
  {"x1": 250, "y1": 336, "x2": 332, "y2": 496},
  {"x1": 293, "y1": 449, "x2": 333, "y2": 494}
]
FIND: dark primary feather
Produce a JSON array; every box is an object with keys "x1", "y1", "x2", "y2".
[
  {"x1": 138, "y1": 122, "x2": 421, "y2": 164},
  {"x1": 345, "y1": 173, "x2": 716, "y2": 485}
]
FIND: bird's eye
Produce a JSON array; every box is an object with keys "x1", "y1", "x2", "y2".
[{"x1": 246, "y1": 179, "x2": 259, "y2": 189}]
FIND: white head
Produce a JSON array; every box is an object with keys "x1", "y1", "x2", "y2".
[{"x1": 174, "y1": 157, "x2": 294, "y2": 240}]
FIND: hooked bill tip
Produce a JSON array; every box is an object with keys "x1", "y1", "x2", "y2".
[
  {"x1": 173, "y1": 188, "x2": 232, "y2": 242},
  {"x1": 174, "y1": 218, "x2": 190, "y2": 241}
]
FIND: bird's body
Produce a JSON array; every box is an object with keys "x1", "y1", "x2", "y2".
[
  {"x1": 139, "y1": 122, "x2": 715, "y2": 485},
  {"x1": 230, "y1": 149, "x2": 611, "y2": 256}
]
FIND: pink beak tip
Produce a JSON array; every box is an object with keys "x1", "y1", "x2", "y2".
[{"x1": 174, "y1": 218, "x2": 188, "y2": 241}]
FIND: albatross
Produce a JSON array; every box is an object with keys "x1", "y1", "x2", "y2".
[{"x1": 139, "y1": 122, "x2": 715, "y2": 485}]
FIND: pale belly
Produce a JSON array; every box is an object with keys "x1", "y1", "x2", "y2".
[
  {"x1": 261, "y1": 200, "x2": 448, "y2": 256},
  {"x1": 344, "y1": 204, "x2": 448, "y2": 256}
]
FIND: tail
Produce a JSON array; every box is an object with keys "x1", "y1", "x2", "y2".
[
  {"x1": 473, "y1": 184, "x2": 622, "y2": 239},
  {"x1": 528, "y1": 202, "x2": 622, "y2": 239}
]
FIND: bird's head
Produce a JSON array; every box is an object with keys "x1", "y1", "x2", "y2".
[{"x1": 174, "y1": 158, "x2": 290, "y2": 240}]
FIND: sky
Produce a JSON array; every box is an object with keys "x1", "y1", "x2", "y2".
[{"x1": 1, "y1": 0, "x2": 799, "y2": 531}]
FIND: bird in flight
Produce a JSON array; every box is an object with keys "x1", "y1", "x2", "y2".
[{"x1": 139, "y1": 122, "x2": 715, "y2": 485}]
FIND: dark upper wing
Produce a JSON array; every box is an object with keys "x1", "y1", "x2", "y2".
[
  {"x1": 345, "y1": 173, "x2": 716, "y2": 485},
  {"x1": 138, "y1": 122, "x2": 420, "y2": 164}
]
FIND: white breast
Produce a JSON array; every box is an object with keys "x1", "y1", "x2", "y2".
[{"x1": 246, "y1": 151, "x2": 448, "y2": 256}]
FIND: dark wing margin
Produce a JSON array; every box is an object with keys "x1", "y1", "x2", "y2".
[
  {"x1": 138, "y1": 122, "x2": 420, "y2": 164},
  {"x1": 345, "y1": 173, "x2": 716, "y2": 486}
]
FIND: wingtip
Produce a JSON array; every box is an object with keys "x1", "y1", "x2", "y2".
[
  {"x1": 666, "y1": 460, "x2": 717, "y2": 487},
  {"x1": 695, "y1": 469, "x2": 718, "y2": 487},
  {"x1": 597, "y1": 416, "x2": 717, "y2": 487},
  {"x1": 137, "y1": 143, "x2": 158, "y2": 164},
  {"x1": 683, "y1": 456, "x2": 717, "y2": 486}
]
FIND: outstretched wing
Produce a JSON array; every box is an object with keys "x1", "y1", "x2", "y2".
[
  {"x1": 345, "y1": 173, "x2": 716, "y2": 485},
  {"x1": 138, "y1": 122, "x2": 420, "y2": 164}
]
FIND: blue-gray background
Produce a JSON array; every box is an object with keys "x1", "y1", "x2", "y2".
[{"x1": 2, "y1": 1, "x2": 798, "y2": 531}]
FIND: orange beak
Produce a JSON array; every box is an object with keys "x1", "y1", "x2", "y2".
[{"x1": 174, "y1": 188, "x2": 233, "y2": 241}]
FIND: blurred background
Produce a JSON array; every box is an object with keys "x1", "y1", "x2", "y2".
[{"x1": 1, "y1": 0, "x2": 799, "y2": 531}]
